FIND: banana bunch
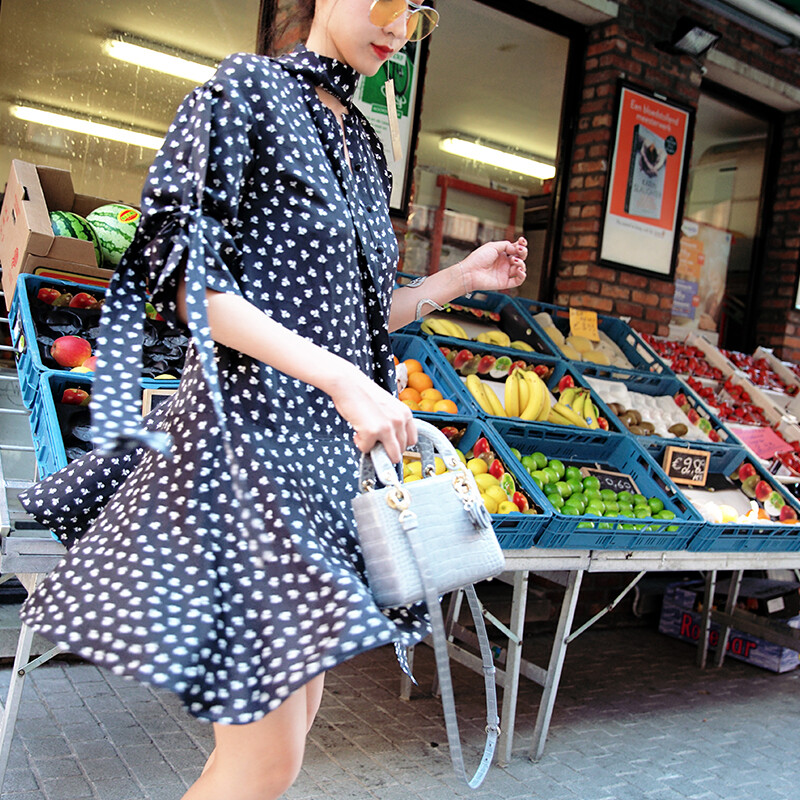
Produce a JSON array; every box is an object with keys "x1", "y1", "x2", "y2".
[
  {"x1": 465, "y1": 374, "x2": 506, "y2": 416},
  {"x1": 504, "y1": 368, "x2": 551, "y2": 421},
  {"x1": 475, "y1": 329, "x2": 511, "y2": 348},
  {"x1": 547, "y1": 386, "x2": 601, "y2": 429},
  {"x1": 420, "y1": 317, "x2": 468, "y2": 339}
]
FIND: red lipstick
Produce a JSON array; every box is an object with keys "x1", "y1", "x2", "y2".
[{"x1": 371, "y1": 44, "x2": 393, "y2": 59}]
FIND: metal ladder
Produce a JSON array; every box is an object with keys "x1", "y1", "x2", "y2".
[{"x1": 0, "y1": 290, "x2": 67, "y2": 793}]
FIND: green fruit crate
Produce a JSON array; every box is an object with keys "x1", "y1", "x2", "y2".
[
  {"x1": 643, "y1": 442, "x2": 800, "y2": 553},
  {"x1": 399, "y1": 290, "x2": 559, "y2": 357},
  {"x1": 490, "y1": 422, "x2": 705, "y2": 551},
  {"x1": 30, "y1": 370, "x2": 179, "y2": 479},
  {"x1": 426, "y1": 335, "x2": 626, "y2": 434},
  {"x1": 412, "y1": 413, "x2": 552, "y2": 550},
  {"x1": 513, "y1": 298, "x2": 673, "y2": 380}
]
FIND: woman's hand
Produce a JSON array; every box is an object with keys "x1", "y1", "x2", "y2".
[
  {"x1": 328, "y1": 367, "x2": 417, "y2": 463},
  {"x1": 460, "y1": 237, "x2": 528, "y2": 294}
]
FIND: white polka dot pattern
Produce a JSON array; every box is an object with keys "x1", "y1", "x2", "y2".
[{"x1": 18, "y1": 47, "x2": 426, "y2": 725}]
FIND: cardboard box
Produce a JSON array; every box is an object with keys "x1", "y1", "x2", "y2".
[
  {"x1": 659, "y1": 581, "x2": 800, "y2": 673},
  {"x1": 0, "y1": 160, "x2": 114, "y2": 309}
]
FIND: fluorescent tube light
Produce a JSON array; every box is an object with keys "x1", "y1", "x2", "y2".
[
  {"x1": 103, "y1": 35, "x2": 216, "y2": 83},
  {"x1": 439, "y1": 136, "x2": 556, "y2": 180},
  {"x1": 10, "y1": 105, "x2": 164, "y2": 150}
]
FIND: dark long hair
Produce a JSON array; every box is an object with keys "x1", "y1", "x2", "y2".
[{"x1": 258, "y1": 0, "x2": 316, "y2": 56}]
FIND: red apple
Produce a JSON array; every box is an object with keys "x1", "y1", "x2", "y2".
[
  {"x1": 61, "y1": 387, "x2": 90, "y2": 406},
  {"x1": 738, "y1": 462, "x2": 757, "y2": 482},
  {"x1": 438, "y1": 347, "x2": 451, "y2": 360},
  {"x1": 512, "y1": 491, "x2": 529, "y2": 513},
  {"x1": 69, "y1": 292, "x2": 100, "y2": 309},
  {"x1": 488, "y1": 459, "x2": 505, "y2": 480},
  {"x1": 452, "y1": 349, "x2": 474, "y2": 371},
  {"x1": 472, "y1": 437, "x2": 491, "y2": 459},
  {"x1": 707, "y1": 429, "x2": 720, "y2": 443},
  {"x1": 440, "y1": 426, "x2": 459, "y2": 441},
  {"x1": 674, "y1": 392, "x2": 687, "y2": 407},
  {"x1": 686, "y1": 408, "x2": 700, "y2": 425},
  {"x1": 741, "y1": 474, "x2": 760, "y2": 498},
  {"x1": 558, "y1": 374, "x2": 575, "y2": 393},
  {"x1": 754, "y1": 480, "x2": 773, "y2": 503},
  {"x1": 477, "y1": 355, "x2": 496, "y2": 375},
  {"x1": 597, "y1": 416, "x2": 609, "y2": 431},
  {"x1": 81, "y1": 356, "x2": 99, "y2": 372},
  {"x1": 50, "y1": 336, "x2": 92, "y2": 368},
  {"x1": 37, "y1": 287, "x2": 61, "y2": 305},
  {"x1": 780, "y1": 505, "x2": 798, "y2": 522},
  {"x1": 509, "y1": 360, "x2": 527, "y2": 373}
]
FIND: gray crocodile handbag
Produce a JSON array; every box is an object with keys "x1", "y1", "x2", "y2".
[{"x1": 352, "y1": 418, "x2": 505, "y2": 788}]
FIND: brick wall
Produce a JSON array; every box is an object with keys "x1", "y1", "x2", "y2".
[{"x1": 555, "y1": 0, "x2": 800, "y2": 346}]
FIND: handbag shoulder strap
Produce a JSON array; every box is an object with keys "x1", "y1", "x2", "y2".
[{"x1": 401, "y1": 510, "x2": 499, "y2": 788}]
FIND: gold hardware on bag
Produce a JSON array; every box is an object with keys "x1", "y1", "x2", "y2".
[
  {"x1": 361, "y1": 478, "x2": 375, "y2": 492},
  {"x1": 453, "y1": 473, "x2": 471, "y2": 497},
  {"x1": 387, "y1": 485, "x2": 411, "y2": 511},
  {"x1": 423, "y1": 464, "x2": 436, "y2": 478}
]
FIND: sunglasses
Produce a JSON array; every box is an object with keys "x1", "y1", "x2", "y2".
[{"x1": 369, "y1": 0, "x2": 439, "y2": 42}]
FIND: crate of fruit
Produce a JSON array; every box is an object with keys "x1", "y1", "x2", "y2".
[
  {"x1": 8, "y1": 273, "x2": 187, "y2": 408},
  {"x1": 642, "y1": 443, "x2": 800, "y2": 553},
  {"x1": 29, "y1": 371, "x2": 179, "y2": 478},
  {"x1": 390, "y1": 333, "x2": 480, "y2": 417},
  {"x1": 641, "y1": 331, "x2": 733, "y2": 382},
  {"x1": 514, "y1": 299, "x2": 673, "y2": 380},
  {"x1": 400, "y1": 290, "x2": 559, "y2": 357},
  {"x1": 579, "y1": 371, "x2": 738, "y2": 450},
  {"x1": 490, "y1": 422, "x2": 705, "y2": 551},
  {"x1": 411, "y1": 413, "x2": 551, "y2": 549},
  {"x1": 428, "y1": 336, "x2": 625, "y2": 434}
]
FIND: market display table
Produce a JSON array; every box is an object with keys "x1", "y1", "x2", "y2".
[{"x1": 429, "y1": 547, "x2": 800, "y2": 766}]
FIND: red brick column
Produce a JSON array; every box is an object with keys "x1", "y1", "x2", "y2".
[{"x1": 554, "y1": 15, "x2": 701, "y2": 337}]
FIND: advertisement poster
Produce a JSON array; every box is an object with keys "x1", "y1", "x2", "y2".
[
  {"x1": 600, "y1": 84, "x2": 693, "y2": 277},
  {"x1": 354, "y1": 40, "x2": 422, "y2": 215},
  {"x1": 670, "y1": 219, "x2": 732, "y2": 334}
]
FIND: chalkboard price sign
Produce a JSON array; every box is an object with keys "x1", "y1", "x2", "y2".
[
  {"x1": 581, "y1": 467, "x2": 640, "y2": 496},
  {"x1": 662, "y1": 446, "x2": 710, "y2": 487}
]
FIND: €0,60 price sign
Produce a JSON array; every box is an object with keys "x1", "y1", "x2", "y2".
[{"x1": 662, "y1": 446, "x2": 710, "y2": 487}]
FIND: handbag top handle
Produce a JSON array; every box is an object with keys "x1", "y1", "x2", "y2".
[{"x1": 359, "y1": 418, "x2": 464, "y2": 491}]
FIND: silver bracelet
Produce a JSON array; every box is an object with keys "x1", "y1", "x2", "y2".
[{"x1": 415, "y1": 298, "x2": 445, "y2": 320}]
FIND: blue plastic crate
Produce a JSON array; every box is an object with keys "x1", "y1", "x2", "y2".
[
  {"x1": 390, "y1": 333, "x2": 482, "y2": 417},
  {"x1": 489, "y1": 422, "x2": 705, "y2": 551},
  {"x1": 424, "y1": 336, "x2": 625, "y2": 434},
  {"x1": 412, "y1": 413, "x2": 551, "y2": 550},
  {"x1": 30, "y1": 371, "x2": 179, "y2": 478},
  {"x1": 9, "y1": 273, "x2": 187, "y2": 409},
  {"x1": 399, "y1": 290, "x2": 559, "y2": 357},
  {"x1": 578, "y1": 371, "x2": 739, "y2": 451},
  {"x1": 642, "y1": 444, "x2": 800, "y2": 554},
  {"x1": 513, "y1": 298, "x2": 673, "y2": 379}
]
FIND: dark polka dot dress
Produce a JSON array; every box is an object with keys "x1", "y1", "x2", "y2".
[{"x1": 18, "y1": 47, "x2": 429, "y2": 724}]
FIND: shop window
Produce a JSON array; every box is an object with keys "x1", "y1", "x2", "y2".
[
  {"x1": 402, "y1": 0, "x2": 571, "y2": 299},
  {"x1": 671, "y1": 88, "x2": 772, "y2": 350},
  {"x1": 0, "y1": 0, "x2": 260, "y2": 205}
]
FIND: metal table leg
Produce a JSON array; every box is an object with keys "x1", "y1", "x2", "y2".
[
  {"x1": 529, "y1": 569, "x2": 583, "y2": 762},
  {"x1": 714, "y1": 570, "x2": 744, "y2": 668},
  {"x1": 697, "y1": 570, "x2": 717, "y2": 669},
  {"x1": 496, "y1": 570, "x2": 529, "y2": 766}
]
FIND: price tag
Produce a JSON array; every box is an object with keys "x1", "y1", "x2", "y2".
[
  {"x1": 732, "y1": 426, "x2": 794, "y2": 460},
  {"x1": 662, "y1": 446, "x2": 710, "y2": 487},
  {"x1": 569, "y1": 308, "x2": 600, "y2": 342},
  {"x1": 581, "y1": 467, "x2": 639, "y2": 495}
]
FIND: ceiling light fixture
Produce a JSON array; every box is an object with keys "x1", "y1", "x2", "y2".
[
  {"x1": 10, "y1": 104, "x2": 164, "y2": 150},
  {"x1": 669, "y1": 16, "x2": 721, "y2": 57},
  {"x1": 439, "y1": 135, "x2": 556, "y2": 180},
  {"x1": 103, "y1": 32, "x2": 217, "y2": 83}
]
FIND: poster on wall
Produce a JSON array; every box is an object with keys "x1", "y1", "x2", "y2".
[
  {"x1": 599, "y1": 83, "x2": 694, "y2": 278},
  {"x1": 354, "y1": 39, "x2": 425, "y2": 217},
  {"x1": 670, "y1": 219, "x2": 732, "y2": 335}
]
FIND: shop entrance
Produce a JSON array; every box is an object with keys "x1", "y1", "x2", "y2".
[
  {"x1": 400, "y1": 0, "x2": 579, "y2": 300},
  {"x1": 671, "y1": 85, "x2": 776, "y2": 351}
]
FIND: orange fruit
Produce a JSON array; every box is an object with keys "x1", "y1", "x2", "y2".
[
  {"x1": 433, "y1": 399, "x2": 459, "y2": 414},
  {"x1": 419, "y1": 399, "x2": 437, "y2": 412},
  {"x1": 403, "y1": 358, "x2": 423, "y2": 375},
  {"x1": 399, "y1": 387, "x2": 422, "y2": 404},
  {"x1": 420, "y1": 388, "x2": 443, "y2": 402},
  {"x1": 407, "y1": 372, "x2": 433, "y2": 392},
  {"x1": 401, "y1": 398, "x2": 420, "y2": 411}
]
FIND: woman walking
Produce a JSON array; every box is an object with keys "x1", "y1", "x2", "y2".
[{"x1": 19, "y1": 1, "x2": 528, "y2": 797}]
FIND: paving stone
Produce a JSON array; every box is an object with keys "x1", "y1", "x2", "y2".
[
  {"x1": 41, "y1": 776, "x2": 94, "y2": 800},
  {"x1": 92, "y1": 777, "x2": 147, "y2": 800}
]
